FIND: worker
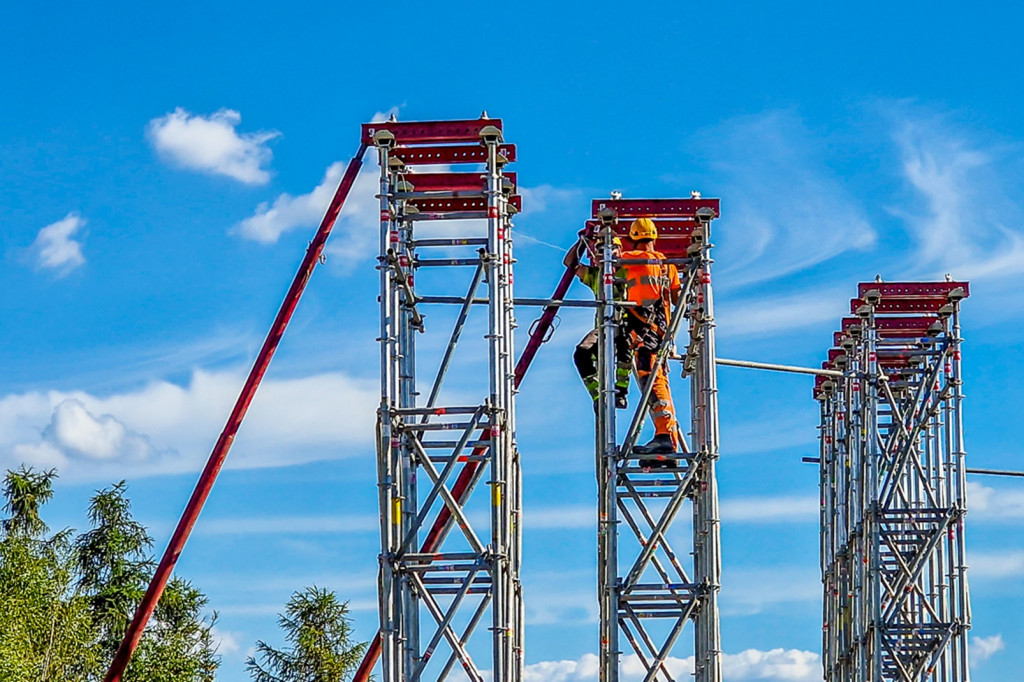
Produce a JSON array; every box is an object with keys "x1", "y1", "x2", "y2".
[
  {"x1": 565, "y1": 236, "x2": 632, "y2": 410},
  {"x1": 620, "y1": 218, "x2": 682, "y2": 462}
]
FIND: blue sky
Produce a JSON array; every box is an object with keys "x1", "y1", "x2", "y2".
[{"x1": 4, "y1": 1, "x2": 1024, "y2": 680}]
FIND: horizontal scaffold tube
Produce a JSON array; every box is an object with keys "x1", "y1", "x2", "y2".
[{"x1": 716, "y1": 357, "x2": 844, "y2": 378}]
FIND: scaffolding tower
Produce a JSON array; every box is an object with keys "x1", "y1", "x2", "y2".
[
  {"x1": 590, "y1": 198, "x2": 723, "y2": 681},
  {"x1": 369, "y1": 116, "x2": 523, "y2": 681},
  {"x1": 815, "y1": 281, "x2": 972, "y2": 682}
]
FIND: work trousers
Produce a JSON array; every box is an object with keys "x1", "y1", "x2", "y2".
[
  {"x1": 573, "y1": 328, "x2": 631, "y2": 402},
  {"x1": 623, "y1": 305, "x2": 679, "y2": 441}
]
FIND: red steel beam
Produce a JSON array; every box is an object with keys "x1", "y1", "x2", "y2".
[
  {"x1": 103, "y1": 143, "x2": 369, "y2": 682},
  {"x1": 351, "y1": 231, "x2": 588, "y2": 682},
  {"x1": 361, "y1": 118, "x2": 502, "y2": 146},
  {"x1": 850, "y1": 298, "x2": 951, "y2": 315},
  {"x1": 409, "y1": 195, "x2": 523, "y2": 213},
  {"x1": 401, "y1": 171, "x2": 517, "y2": 193},
  {"x1": 856, "y1": 281, "x2": 970, "y2": 300},
  {"x1": 841, "y1": 316, "x2": 942, "y2": 336},
  {"x1": 591, "y1": 197, "x2": 721, "y2": 219},
  {"x1": 392, "y1": 143, "x2": 517, "y2": 166}
]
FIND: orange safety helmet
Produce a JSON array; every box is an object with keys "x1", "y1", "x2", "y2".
[{"x1": 629, "y1": 218, "x2": 657, "y2": 241}]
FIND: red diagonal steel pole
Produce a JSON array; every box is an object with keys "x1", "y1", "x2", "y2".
[
  {"x1": 104, "y1": 143, "x2": 368, "y2": 682},
  {"x1": 352, "y1": 237, "x2": 584, "y2": 682}
]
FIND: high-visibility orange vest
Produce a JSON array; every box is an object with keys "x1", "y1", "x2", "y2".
[{"x1": 621, "y1": 249, "x2": 680, "y2": 313}]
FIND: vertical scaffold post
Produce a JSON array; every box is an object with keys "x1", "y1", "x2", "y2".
[
  {"x1": 370, "y1": 116, "x2": 523, "y2": 682},
  {"x1": 816, "y1": 281, "x2": 972, "y2": 682},
  {"x1": 691, "y1": 207, "x2": 722, "y2": 682},
  {"x1": 588, "y1": 196, "x2": 723, "y2": 682},
  {"x1": 596, "y1": 207, "x2": 621, "y2": 681}
]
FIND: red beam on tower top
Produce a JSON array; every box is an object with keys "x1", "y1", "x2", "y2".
[
  {"x1": 591, "y1": 197, "x2": 721, "y2": 219},
  {"x1": 360, "y1": 117, "x2": 503, "y2": 146}
]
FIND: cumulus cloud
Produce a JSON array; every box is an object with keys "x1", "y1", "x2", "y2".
[
  {"x1": 511, "y1": 648, "x2": 821, "y2": 682},
  {"x1": 233, "y1": 160, "x2": 379, "y2": 252},
  {"x1": 0, "y1": 368, "x2": 378, "y2": 481},
  {"x1": 29, "y1": 213, "x2": 86, "y2": 274},
  {"x1": 45, "y1": 399, "x2": 155, "y2": 461},
  {"x1": 970, "y1": 634, "x2": 1005, "y2": 665},
  {"x1": 148, "y1": 108, "x2": 279, "y2": 184},
  {"x1": 232, "y1": 106, "x2": 402, "y2": 252}
]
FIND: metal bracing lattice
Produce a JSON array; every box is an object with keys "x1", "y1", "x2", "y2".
[
  {"x1": 816, "y1": 282, "x2": 972, "y2": 682},
  {"x1": 371, "y1": 117, "x2": 523, "y2": 682},
  {"x1": 590, "y1": 198, "x2": 723, "y2": 682}
]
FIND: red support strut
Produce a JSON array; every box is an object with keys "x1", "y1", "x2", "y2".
[{"x1": 103, "y1": 143, "x2": 369, "y2": 682}]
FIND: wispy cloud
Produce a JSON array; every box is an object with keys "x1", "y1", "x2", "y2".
[
  {"x1": 720, "y1": 495, "x2": 818, "y2": 523},
  {"x1": 721, "y1": 566, "x2": 821, "y2": 615},
  {"x1": 967, "y1": 480, "x2": 1024, "y2": 521},
  {"x1": 968, "y1": 550, "x2": 1024, "y2": 579},
  {"x1": 29, "y1": 213, "x2": 86, "y2": 275},
  {"x1": 691, "y1": 109, "x2": 874, "y2": 290},
  {"x1": 148, "y1": 108, "x2": 279, "y2": 184},
  {"x1": 888, "y1": 103, "x2": 1024, "y2": 281}
]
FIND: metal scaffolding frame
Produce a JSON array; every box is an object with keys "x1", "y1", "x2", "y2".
[
  {"x1": 369, "y1": 116, "x2": 523, "y2": 682},
  {"x1": 815, "y1": 281, "x2": 972, "y2": 682},
  {"x1": 589, "y1": 198, "x2": 723, "y2": 682}
]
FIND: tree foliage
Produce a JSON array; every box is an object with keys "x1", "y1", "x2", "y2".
[
  {"x1": 247, "y1": 586, "x2": 367, "y2": 682},
  {"x1": 0, "y1": 467, "x2": 221, "y2": 682}
]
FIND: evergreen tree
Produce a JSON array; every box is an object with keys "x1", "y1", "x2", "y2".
[
  {"x1": 75, "y1": 481, "x2": 220, "y2": 681},
  {"x1": 0, "y1": 468, "x2": 98, "y2": 681},
  {"x1": 247, "y1": 586, "x2": 367, "y2": 682},
  {"x1": 0, "y1": 468, "x2": 221, "y2": 681}
]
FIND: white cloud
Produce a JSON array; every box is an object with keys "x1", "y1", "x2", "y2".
[
  {"x1": 514, "y1": 648, "x2": 821, "y2": 682},
  {"x1": 519, "y1": 184, "x2": 583, "y2": 217},
  {"x1": 210, "y1": 626, "x2": 243, "y2": 657},
  {"x1": 30, "y1": 213, "x2": 86, "y2": 274},
  {"x1": 233, "y1": 105, "x2": 402, "y2": 256},
  {"x1": 234, "y1": 161, "x2": 380, "y2": 274},
  {"x1": 968, "y1": 550, "x2": 1024, "y2": 579},
  {"x1": 693, "y1": 110, "x2": 875, "y2": 290},
  {"x1": 888, "y1": 104, "x2": 1024, "y2": 282},
  {"x1": 45, "y1": 399, "x2": 155, "y2": 461},
  {"x1": 720, "y1": 495, "x2": 818, "y2": 523},
  {"x1": 967, "y1": 480, "x2": 1024, "y2": 521},
  {"x1": 970, "y1": 634, "x2": 1005, "y2": 665},
  {"x1": 148, "y1": 108, "x2": 279, "y2": 184},
  {"x1": 716, "y1": 288, "x2": 846, "y2": 339},
  {"x1": 0, "y1": 368, "x2": 378, "y2": 481},
  {"x1": 524, "y1": 505, "x2": 594, "y2": 530},
  {"x1": 195, "y1": 514, "x2": 379, "y2": 536},
  {"x1": 722, "y1": 566, "x2": 821, "y2": 615}
]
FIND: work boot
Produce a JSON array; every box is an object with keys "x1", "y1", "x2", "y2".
[
  {"x1": 633, "y1": 433, "x2": 674, "y2": 455},
  {"x1": 615, "y1": 391, "x2": 628, "y2": 409},
  {"x1": 639, "y1": 456, "x2": 678, "y2": 470}
]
